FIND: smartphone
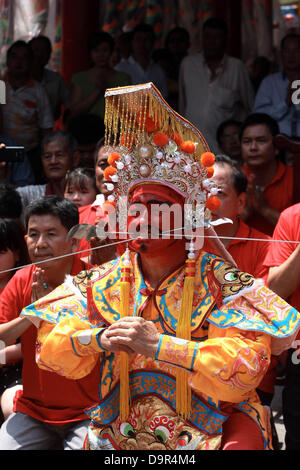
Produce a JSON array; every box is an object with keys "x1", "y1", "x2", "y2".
[{"x1": 0, "y1": 146, "x2": 25, "y2": 162}]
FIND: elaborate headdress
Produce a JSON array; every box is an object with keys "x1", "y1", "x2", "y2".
[{"x1": 103, "y1": 82, "x2": 221, "y2": 217}]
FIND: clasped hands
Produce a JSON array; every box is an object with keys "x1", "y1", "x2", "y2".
[
  {"x1": 99, "y1": 316, "x2": 161, "y2": 358},
  {"x1": 243, "y1": 173, "x2": 268, "y2": 219}
]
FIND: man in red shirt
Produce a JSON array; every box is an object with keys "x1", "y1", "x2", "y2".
[
  {"x1": 203, "y1": 155, "x2": 278, "y2": 413},
  {"x1": 0, "y1": 195, "x2": 99, "y2": 450},
  {"x1": 240, "y1": 113, "x2": 293, "y2": 236},
  {"x1": 264, "y1": 203, "x2": 300, "y2": 450},
  {"x1": 203, "y1": 155, "x2": 270, "y2": 280},
  {"x1": 16, "y1": 130, "x2": 80, "y2": 221}
]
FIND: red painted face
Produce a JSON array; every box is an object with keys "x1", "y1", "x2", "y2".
[{"x1": 127, "y1": 184, "x2": 186, "y2": 256}]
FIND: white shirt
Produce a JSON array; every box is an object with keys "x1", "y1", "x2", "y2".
[
  {"x1": 115, "y1": 55, "x2": 168, "y2": 98},
  {"x1": 2, "y1": 79, "x2": 54, "y2": 151},
  {"x1": 179, "y1": 52, "x2": 255, "y2": 152},
  {"x1": 254, "y1": 72, "x2": 300, "y2": 138}
]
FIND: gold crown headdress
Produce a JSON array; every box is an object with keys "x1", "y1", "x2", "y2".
[
  {"x1": 102, "y1": 83, "x2": 221, "y2": 421},
  {"x1": 103, "y1": 83, "x2": 220, "y2": 214}
]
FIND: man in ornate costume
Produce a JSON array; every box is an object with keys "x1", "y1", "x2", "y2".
[{"x1": 21, "y1": 84, "x2": 300, "y2": 450}]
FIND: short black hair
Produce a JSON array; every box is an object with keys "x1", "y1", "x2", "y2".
[
  {"x1": 165, "y1": 27, "x2": 190, "y2": 47},
  {"x1": 132, "y1": 23, "x2": 156, "y2": 43},
  {"x1": 202, "y1": 18, "x2": 228, "y2": 36},
  {"x1": 41, "y1": 130, "x2": 78, "y2": 154},
  {"x1": 24, "y1": 195, "x2": 79, "y2": 232},
  {"x1": 28, "y1": 35, "x2": 52, "y2": 58},
  {"x1": 0, "y1": 183, "x2": 22, "y2": 219},
  {"x1": 215, "y1": 154, "x2": 247, "y2": 195},
  {"x1": 240, "y1": 113, "x2": 279, "y2": 139},
  {"x1": 280, "y1": 33, "x2": 300, "y2": 50},
  {"x1": 217, "y1": 119, "x2": 242, "y2": 144},
  {"x1": 87, "y1": 31, "x2": 115, "y2": 53},
  {"x1": 6, "y1": 40, "x2": 33, "y2": 62},
  {"x1": 0, "y1": 218, "x2": 30, "y2": 267}
]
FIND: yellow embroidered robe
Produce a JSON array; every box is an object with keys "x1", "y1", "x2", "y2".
[{"x1": 21, "y1": 251, "x2": 300, "y2": 450}]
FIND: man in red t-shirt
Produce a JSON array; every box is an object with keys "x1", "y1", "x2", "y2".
[
  {"x1": 0, "y1": 196, "x2": 99, "y2": 450},
  {"x1": 264, "y1": 203, "x2": 300, "y2": 450},
  {"x1": 204, "y1": 155, "x2": 270, "y2": 280},
  {"x1": 203, "y1": 156, "x2": 277, "y2": 409},
  {"x1": 240, "y1": 113, "x2": 293, "y2": 236}
]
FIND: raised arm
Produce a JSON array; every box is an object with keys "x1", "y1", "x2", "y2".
[
  {"x1": 0, "y1": 317, "x2": 31, "y2": 345},
  {"x1": 268, "y1": 244, "x2": 300, "y2": 299}
]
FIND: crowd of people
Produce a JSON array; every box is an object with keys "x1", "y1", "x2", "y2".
[{"x1": 0, "y1": 16, "x2": 299, "y2": 451}]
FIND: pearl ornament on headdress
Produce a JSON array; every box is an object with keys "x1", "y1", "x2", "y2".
[
  {"x1": 138, "y1": 144, "x2": 154, "y2": 159},
  {"x1": 139, "y1": 164, "x2": 152, "y2": 177}
]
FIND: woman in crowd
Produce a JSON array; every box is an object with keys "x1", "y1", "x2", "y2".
[{"x1": 69, "y1": 31, "x2": 131, "y2": 120}]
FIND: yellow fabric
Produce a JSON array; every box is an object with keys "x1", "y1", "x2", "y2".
[
  {"x1": 33, "y1": 292, "x2": 270, "y2": 405},
  {"x1": 36, "y1": 316, "x2": 103, "y2": 380},
  {"x1": 20, "y1": 250, "x2": 300, "y2": 449},
  {"x1": 157, "y1": 325, "x2": 271, "y2": 403},
  {"x1": 82, "y1": 252, "x2": 300, "y2": 347}
]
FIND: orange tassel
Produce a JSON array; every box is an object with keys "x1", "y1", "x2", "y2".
[{"x1": 176, "y1": 257, "x2": 195, "y2": 419}]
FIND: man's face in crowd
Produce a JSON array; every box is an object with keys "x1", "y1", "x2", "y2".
[
  {"x1": 42, "y1": 138, "x2": 74, "y2": 181},
  {"x1": 25, "y1": 214, "x2": 78, "y2": 270},
  {"x1": 219, "y1": 124, "x2": 242, "y2": 161},
  {"x1": 281, "y1": 37, "x2": 300, "y2": 73},
  {"x1": 30, "y1": 39, "x2": 51, "y2": 68},
  {"x1": 241, "y1": 124, "x2": 278, "y2": 167},
  {"x1": 210, "y1": 163, "x2": 245, "y2": 224},
  {"x1": 202, "y1": 27, "x2": 226, "y2": 61},
  {"x1": 95, "y1": 146, "x2": 111, "y2": 195},
  {"x1": 166, "y1": 31, "x2": 189, "y2": 57},
  {"x1": 7, "y1": 46, "x2": 31, "y2": 77},
  {"x1": 132, "y1": 31, "x2": 154, "y2": 60},
  {"x1": 78, "y1": 142, "x2": 97, "y2": 169},
  {"x1": 90, "y1": 41, "x2": 112, "y2": 68}
]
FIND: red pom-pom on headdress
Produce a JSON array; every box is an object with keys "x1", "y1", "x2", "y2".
[
  {"x1": 107, "y1": 152, "x2": 121, "y2": 166},
  {"x1": 103, "y1": 166, "x2": 116, "y2": 181},
  {"x1": 153, "y1": 132, "x2": 169, "y2": 147},
  {"x1": 206, "y1": 166, "x2": 214, "y2": 178},
  {"x1": 181, "y1": 140, "x2": 195, "y2": 154},
  {"x1": 201, "y1": 152, "x2": 215, "y2": 167},
  {"x1": 206, "y1": 196, "x2": 221, "y2": 211}
]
